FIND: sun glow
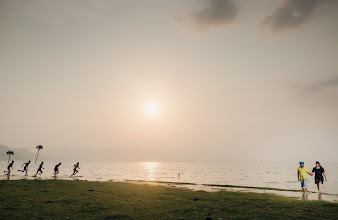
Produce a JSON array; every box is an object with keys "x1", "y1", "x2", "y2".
[{"x1": 145, "y1": 104, "x2": 159, "y2": 116}]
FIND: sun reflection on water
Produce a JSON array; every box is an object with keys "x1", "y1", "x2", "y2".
[{"x1": 143, "y1": 162, "x2": 158, "y2": 181}]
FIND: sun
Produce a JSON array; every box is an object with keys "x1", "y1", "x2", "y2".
[{"x1": 145, "y1": 104, "x2": 158, "y2": 116}]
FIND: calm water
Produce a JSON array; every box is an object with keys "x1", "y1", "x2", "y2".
[{"x1": 2, "y1": 161, "x2": 338, "y2": 202}]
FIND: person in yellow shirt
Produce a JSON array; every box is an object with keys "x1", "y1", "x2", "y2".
[{"x1": 297, "y1": 161, "x2": 312, "y2": 194}]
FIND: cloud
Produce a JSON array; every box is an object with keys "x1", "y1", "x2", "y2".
[
  {"x1": 262, "y1": 0, "x2": 336, "y2": 31},
  {"x1": 180, "y1": 0, "x2": 237, "y2": 30},
  {"x1": 303, "y1": 75, "x2": 338, "y2": 93}
]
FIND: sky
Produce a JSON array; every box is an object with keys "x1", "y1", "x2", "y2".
[{"x1": 0, "y1": 0, "x2": 338, "y2": 163}]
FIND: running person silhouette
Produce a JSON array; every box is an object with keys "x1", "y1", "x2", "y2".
[
  {"x1": 18, "y1": 160, "x2": 31, "y2": 175},
  {"x1": 4, "y1": 161, "x2": 14, "y2": 175},
  {"x1": 70, "y1": 162, "x2": 80, "y2": 177},
  {"x1": 34, "y1": 162, "x2": 44, "y2": 176},
  {"x1": 54, "y1": 162, "x2": 62, "y2": 175}
]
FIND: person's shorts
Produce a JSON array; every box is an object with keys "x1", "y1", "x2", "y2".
[{"x1": 300, "y1": 179, "x2": 308, "y2": 188}]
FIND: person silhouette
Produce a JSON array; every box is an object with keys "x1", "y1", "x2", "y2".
[
  {"x1": 4, "y1": 160, "x2": 14, "y2": 175},
  {"x1": 18, "y1": 160, "x2": 31, "y2": 175},
  {"x1": 54, "y1": 162, "x2": 62, "y2": 175},
  {"x1": 34, "y1": 162, "x2": 44, "y2": 176},
  {"x1": 70, "y1": 162, "x2": 80, "y2": 177}
]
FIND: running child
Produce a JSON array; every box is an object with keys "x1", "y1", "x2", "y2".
[
  {"x1": 4, "y1": 160, "x2": 14, "y2": 175},
  {"x1": 54, "y1": 162, "x2": 62, "y2": 175},
  {"x1": 18, "y1": 160, "x2": 31, "y2": 175},
  {"x1": 34, "y1": 161, "x2": 44, "y2": 176},
  {"x1": 70, "y1": 162, "x2": 80, "y2": 177}
]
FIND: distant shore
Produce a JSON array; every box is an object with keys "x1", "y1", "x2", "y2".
[{"x1": 1, "y1": 179, "x2": 338, "y2": 219}]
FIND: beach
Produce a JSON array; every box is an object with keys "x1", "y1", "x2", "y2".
[
  {"x1": 1, "y1": 1, "x2": 338, "y2": 219},
  {"x1": 2, "y1": 161, "x2": 338, "y2": 202},
  {"x1": 1, "y1": 179, "x2": 338, "y2": 220}
]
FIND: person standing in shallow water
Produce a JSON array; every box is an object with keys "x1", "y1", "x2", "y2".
[
  {"x1": 297, "y1": 161, "x2": 311, "y2": 194},
  {"x1": 18, "y1": 160, "x2": 30, "y2": 175},
  {"x1": 310, "y1": 161, "x2": 327, "y2": 194},
  {"x1": 70, "y1": 162, "x2": 80, "y2": 177}
]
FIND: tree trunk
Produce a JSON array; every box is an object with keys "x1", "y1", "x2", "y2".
[
  {"x1": 35, "y1": 150, "x2": 40, "y2": 164},
  {"x1": 8, "y1": 155, "x2": 10, "y2": 164}
]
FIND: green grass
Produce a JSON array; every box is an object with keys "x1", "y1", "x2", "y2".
[{"x1": 0, "y1": 180, "x2": 337, "y2": 220}]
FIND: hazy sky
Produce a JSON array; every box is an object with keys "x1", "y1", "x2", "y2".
[{"x1": 1, "y1": 0, "x2": 338, "y2": 162}]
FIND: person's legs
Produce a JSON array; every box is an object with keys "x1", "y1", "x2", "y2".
[
  {"x1": 72, "y1": 169, "x2": 78, "y2": 175},
  {"x1": 318, "y1": 182, "x2": 322, "y2": 194},
  {"x1": 304, "y1": 179, "x2": 308, "y2": 194},
  {"x1": 300, "y1": 180, "x2": 305, "y2": 193}
]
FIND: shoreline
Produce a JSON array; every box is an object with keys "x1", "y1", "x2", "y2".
[
  {"x1": 124, "y1": 179, "x2": 338, "y2": 203},
  {"x1": 3, "y1": 173, "x2": 338, "y2": 203},
  {"x1": 1, "y1": 179, "x2": 338, "y2": 219},
  {"x1": 3, "y1": 174, "x2": 338, "y2": 203}
]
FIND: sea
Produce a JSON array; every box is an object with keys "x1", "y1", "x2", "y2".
[{"x1": 2, "y1": 161, "x2": 338, "y2": 202}]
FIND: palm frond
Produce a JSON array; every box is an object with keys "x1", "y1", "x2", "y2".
[
  {"x1": 36, "y1": 145, "x2": 43, "y2": 150},
  {"x1": 6, "y1": 150, "x2": 14, "y2": 155}
]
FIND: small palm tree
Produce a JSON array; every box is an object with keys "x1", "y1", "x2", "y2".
[
  {"x1": 35, "y1": 145, "x2": 43, "y2": 164},
  {"x1": 6, "y1": 150, "x2": 14, "y2": 164}
]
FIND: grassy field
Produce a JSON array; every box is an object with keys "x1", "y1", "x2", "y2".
[{"x1": 0, "y1": 180, "x2": 337, "y2": 220}]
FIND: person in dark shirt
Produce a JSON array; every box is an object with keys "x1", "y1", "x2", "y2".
[
  {"x1": 18, "y1": 160, "x2": 31, "y2": 175},
  {"x1": 4, "y1": 161, "x2": 14, "y2": 175},
  {"x1": 34, "y1": 162, "x2": 44, "y2": 176},
  {"x1": 310, "y1": 161, "x2": 327, "y2": 194},
  {"x1": 70, "y1": 162, "x2": 80, "y2": 177},
  {"x1": 54, "y1": 162, "x2": 62, "y2": 175}
]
